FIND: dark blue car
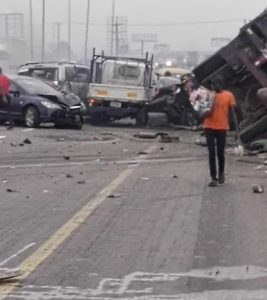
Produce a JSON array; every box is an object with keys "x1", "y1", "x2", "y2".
[{"x1": 0, "y1": 76, "x2": 84, "y2": 129}]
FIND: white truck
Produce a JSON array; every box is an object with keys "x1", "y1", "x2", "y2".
[{"x1": 87, "y1": 49, "x2": 154, "y2": 126}]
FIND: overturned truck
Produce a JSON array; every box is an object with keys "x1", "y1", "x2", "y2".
[{"x1": 193, "y1": 9, "x2": 267, "y2": 148}]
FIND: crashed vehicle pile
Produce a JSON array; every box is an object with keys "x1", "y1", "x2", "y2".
[{"x1": 193, "y1": 9, "x2": 267, "y2": 153}]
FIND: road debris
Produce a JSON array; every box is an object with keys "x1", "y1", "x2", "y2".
[
  {"x1": 63, "y1": 156, "x2": 70, "y2": 160},
  {"x1": 66, "y1": 174, "x2": 74, "y2": 178},
  {"x1": 252, "y1": 185, "x2": 264, "y2": 194},
  {"x1": 141, "y1": 177, "x2": 150, "y2": 181},
  {"x1": 6, "y1": 189, "x2": 17, "y2": 193},
  {"x1": 0, "y1": 268, "x2": 22, "y2": 281},
  {"x1": 23, "y1": 138, "x2": 32, "y2": 145},
  {"x1": 77, "y1": 180, "x2": 86, "y2": 184},
  {"x1": 138, "y1": 151, "x2": 148, "y2": 155},
  {"x1": 107, "y1": 194, "x2": 121, "y2": 198}
]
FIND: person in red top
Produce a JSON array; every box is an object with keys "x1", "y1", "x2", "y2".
[
  {"x1": 0, "y1": 67, "x2": 13, "y2": 129},
  {"x1": 203, "y1": 78, "x2": 237, "y2": 187}
]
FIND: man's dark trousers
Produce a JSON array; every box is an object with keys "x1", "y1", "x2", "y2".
[{"x1": 205, "y1": 129, "x2": 227, "y2": 180}]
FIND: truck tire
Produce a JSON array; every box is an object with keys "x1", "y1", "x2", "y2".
[
  {"x1": 239, "y1": 114, "x2": 267, "y2": 143},
  {"x1": 136, "y1": 107, "x2": 148, "y2": 127}
]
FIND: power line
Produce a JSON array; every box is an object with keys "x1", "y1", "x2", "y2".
[{"x1": 43, "y1": 18, "x2": 246, "y2": 27}]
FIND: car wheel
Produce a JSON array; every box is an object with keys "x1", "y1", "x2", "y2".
[
  {"x1": 24, "y1": 106, "x2": 40, "y2": 128},
  {"x1": 136, "y1": 107, "x2": 148, "y2": 127}
]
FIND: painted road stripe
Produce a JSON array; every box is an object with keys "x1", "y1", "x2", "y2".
[
  {"x1": 0, "y1": 243, "x2": 36, "y2": 267},
  {"x1": 0, "y1": 144, "x2": 157, "y2": 299}
]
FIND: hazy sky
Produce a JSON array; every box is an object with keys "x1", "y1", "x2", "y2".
[{"x1": 1, "y1": 0, "x2": 267, "y2": 58}]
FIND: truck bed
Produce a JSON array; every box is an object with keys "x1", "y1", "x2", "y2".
[{"x1": 88, "y1": 83, "x2": 150, "y2": 103}]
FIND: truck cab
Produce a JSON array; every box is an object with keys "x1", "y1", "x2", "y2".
[{"x1": 87, "y1": 49, "x2": 154, "y2": 126}]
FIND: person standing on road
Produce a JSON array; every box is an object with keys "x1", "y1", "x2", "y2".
[
  {"x1": 203, "y1": 79, "x2": 237, "y2": 187},
  {"x1": 0, "y1": 67, "x2": 14, "y2": 129}
]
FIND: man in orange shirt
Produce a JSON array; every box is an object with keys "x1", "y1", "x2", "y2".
[{"x1": 203, "y1": 79, "x2": 237, "y2": 187}]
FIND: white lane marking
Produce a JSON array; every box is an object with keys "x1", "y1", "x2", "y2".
[
  {"x1": 0, "y1": 243, "x2": 36, "y2": 267},
  {"x1": 3, "y1": 266, "x2": 267, "y2": 299},
  {"x1": 5, "y1": 287, "x2": 267, "y2": 299}
]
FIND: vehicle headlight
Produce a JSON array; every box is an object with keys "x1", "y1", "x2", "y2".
[{"x1": 41, "y1": 101, "x2": 61, "y2": 109}]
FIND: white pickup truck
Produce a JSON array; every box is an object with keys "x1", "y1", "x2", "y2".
[{"x1": 87, "y1": 50, "x2": 154, "y2": 126}]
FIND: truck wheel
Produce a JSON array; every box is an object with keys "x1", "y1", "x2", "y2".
[
  {"x1": 240, "y1": 114, "x2": 267, "y2": 143},
  {"x1": 136, "y1": 107, "x2": 148, "y2": 127}
]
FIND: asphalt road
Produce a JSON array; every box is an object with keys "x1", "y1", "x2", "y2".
[{"x1": 0, "y1": 123, "x2": 267, "y2": 299}]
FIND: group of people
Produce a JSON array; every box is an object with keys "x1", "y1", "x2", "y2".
[{"x1": 0, "y1": 67, "x2": 13, "y2": 130}]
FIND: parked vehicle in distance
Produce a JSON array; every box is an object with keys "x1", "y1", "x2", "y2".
[
  {"x1": 87, "y1": 49, "x2": 154, "y2": 126},
  {"x1": 0, "y1": 76, "x2": 83, "y2": 129},
  {"x1": 17, "y1": 62, "x2": 90, "y2": 106}
]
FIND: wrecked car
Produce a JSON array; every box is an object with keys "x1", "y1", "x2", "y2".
[
  {"x1": 0, "y1": 76, "x2": 83, "y2": 129},
  {"x1": 147, "y1": 76, "x2": 197, "y2": 127},
  {"x1": 17, "y1": 62, "x2": 90, "y2": 107}
]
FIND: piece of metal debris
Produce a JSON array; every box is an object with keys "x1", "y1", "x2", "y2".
[
  {"x1": 6, "y1": 189, "x2": 17, "y2": 193},
  {"x1": 252, "y1": 185, "x2": 264, "y2": 193},
  {"x1": 23, "y1": 138, "x2": 32, "y2": 145},
  {"x1": 77, "y1": 180, "x2": 86, "y2": 184},
  {"x1": 107, "y1": 194, "x2": 121, "y2": 198},
  {"x1": 0, "y1": 268, "x2": 22, "y2": 281}
]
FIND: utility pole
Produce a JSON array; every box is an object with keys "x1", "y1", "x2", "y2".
[
  {"x1": 68, "y1": 0, "x2": 71, "y2": 61},
  {"x1": 29, "y1": 0, "x2": 34, "y2": 61},
  {"x1": 110, "y1": 0, "x2": 115, "y2": 55},
  {"x1": 54, "y1": 23, "x2": 61, "y2": 60},
  {"x1": 41, "y1": 0, "x2": 45, "y2": 61},
  {"x1": 84, "y1": 0, "x2": 91, "y2": 62},
  {"x1": 115, "y1": 19, "x2": 119, "y2": 56}
]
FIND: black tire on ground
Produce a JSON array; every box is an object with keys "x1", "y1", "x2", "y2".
[
  {"x1": 135, "y1": 107, "x2": 148, "y2": 127},
  {"x1": 24, "y1": 106, "x2": 40, "y2": 128},
  {"x1": 240, "y1": 114, "x2": 267, "y2": 143}
]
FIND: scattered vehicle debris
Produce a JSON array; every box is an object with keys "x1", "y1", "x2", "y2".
[
  {"x1": 6, "y1": 188, "x2": 17, "y2": 193},
  {"x1": 63, "y1": 156, "x2": 70, "y2": 161},
  {"x1": 107, "y1": 194, "x2": 121, "y2": 198},
  {"x1": 23, "y1": 138, "x2": 32, "y2": 145},
  {"x1": 252, "y1": 185, "x2": 264, "y2": 194},
  {"x1": 77, "y1": 180, "x2": 86, "y2": 184},
  {"x1": 134, "y1": 132, "x2": 179, "y2": 143},
  {"x1": 0, "y1": 268, "x2": 22, "y2": 281},
  {"x1": 193, "y1": 10, "x2": 267, "y2": 152}
]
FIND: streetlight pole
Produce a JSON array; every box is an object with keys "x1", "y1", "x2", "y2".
[
  {"x1": 41, "y1": 0, "x2": 45, "y2": 61},
  {"x1": 110, "y1": 0, "x2": 115, "y2": 55},
  {"x1": 68, "y1": 0, "x2": 71, "y2": 61},
  {"x1": 84, "y1": 0, "x2": 91, "y2": 62},
  {"x1": 29, "y1": 0, "x2": 34, "y2": 61}
]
